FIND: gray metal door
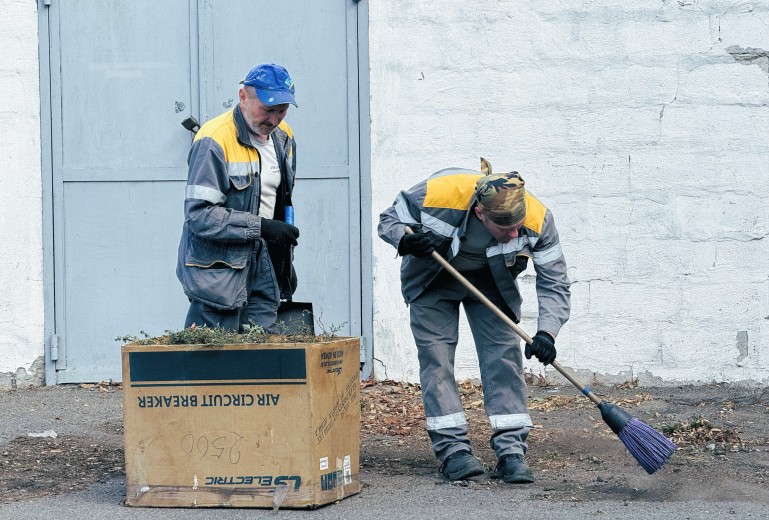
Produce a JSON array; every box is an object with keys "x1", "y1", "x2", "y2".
[
  {"x1": 199, "y1": 1, "x2": 361, "y2": 340},
  {"x1": 43, "y1": 1, "x2": 361, "y2": 383}
]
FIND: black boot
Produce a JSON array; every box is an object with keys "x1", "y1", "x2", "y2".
[
  {"x1": 439, "y1": 450, "x2": 484, "y2": 481},
  {"x1": 494, "y1": 453, "x2": 534, "y2": 484}
]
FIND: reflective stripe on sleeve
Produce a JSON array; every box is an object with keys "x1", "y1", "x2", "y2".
[
  {"x1": 394, "y1": 193, "x2": 420, "y2": 225},
  {"x1": 421, "y1": 212, "x2": 456, "y2": 238},
  {"x1": 486, "y1": 237, "x2": 533, "y2": 258},
  {"x1": 186, "y1": 184, "x2": 226, "y2": 204},
  {"x1": 533, "y1": 242, "x2": 563, "y2": 265}
]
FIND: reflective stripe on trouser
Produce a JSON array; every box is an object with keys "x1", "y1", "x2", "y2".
[
  {"x1": 185, "y1": 240, "x2": 281, "y2": 332},
  {"x1": 409, "y1": 268, "x2": 532, "y2": 461}
]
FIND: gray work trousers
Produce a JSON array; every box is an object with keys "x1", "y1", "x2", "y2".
[
  {"x1": 184, "y1": 241, "x2": 281, "y2": 332},
  {"x1": 409, "y1": 268, "x2": 532, "y2": 462}
]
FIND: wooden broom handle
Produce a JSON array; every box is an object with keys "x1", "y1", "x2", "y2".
[{"x1": 404, "y1": 226, "x2": 601, "y2": 405}]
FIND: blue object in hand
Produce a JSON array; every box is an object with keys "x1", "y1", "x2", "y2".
[{"x1": 285, "y1": 206, "x2": 294, "y2": 225}]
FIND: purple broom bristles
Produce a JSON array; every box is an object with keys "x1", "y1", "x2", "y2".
[
  {"x1": 598, "y1": 401, "x2": 676, "y2": 474},
  {"x1": 618, "y1": 418, "x2": 677, "y2": 474}
]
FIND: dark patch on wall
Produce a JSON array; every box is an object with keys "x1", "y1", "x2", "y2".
[
  {"x1": 736, "y1": 330, "x2": 749, "y2": 362},
  {"x1": 725, "y1": 45, "x2": 769, "y2": 74},
  {"x1": 0, "y1": 357, "x2": 45, "y2": 389}
]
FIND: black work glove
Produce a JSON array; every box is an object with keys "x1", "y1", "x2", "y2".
[
  {"x1": 398, "y1": 225, "x2": 451, "y2": 258},
  {"x1": 508, "y1": 255, "x2": 529, "y2": 279},
  {"x1": 525, "y1": 331, "x2": 557, "y2": 365},
  {"x1": 260, "y1": 217, "x2": 300, "y2": 247}
]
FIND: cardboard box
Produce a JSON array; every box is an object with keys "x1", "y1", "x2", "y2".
[{"x1": 122, "y1": 337, "x2": 361, "y2": 508}]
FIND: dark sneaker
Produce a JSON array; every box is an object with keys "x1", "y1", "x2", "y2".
[
  {"x1": 494, "y1": 453, "x2": 534, "y2": 484},
  {"x1": 439, "y1": 450, "x2": 484, "y2": 481}
]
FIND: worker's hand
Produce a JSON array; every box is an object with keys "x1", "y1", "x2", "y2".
[
  {"x1": 525, "y1": 331, "x2": 556, "y2": 365},
  {"x1": 508, "y1": 255, "x2": 529, "y2": 279},
  {"x1": 399, "y1": 225, "x2": 451, "y2": 257},
  {"x1": 260, "y1": 217, "x2": 300, "y2": 247}
]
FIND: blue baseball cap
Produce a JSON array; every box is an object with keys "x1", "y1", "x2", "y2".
[{"x1": 242, "y1": 63, "x2": 297, "y2": 107}]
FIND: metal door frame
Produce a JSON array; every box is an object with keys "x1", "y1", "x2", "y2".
[
  {"x1": 39, "y1": 0, "x2": 57, "y2": 384},
  {"x1": 357, "y1": 0, "x2": 374, "y2": 379}
]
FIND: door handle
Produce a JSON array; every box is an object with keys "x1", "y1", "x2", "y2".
[{"x1": 181, "y1": 116, "x2": 200, "y2": 134}]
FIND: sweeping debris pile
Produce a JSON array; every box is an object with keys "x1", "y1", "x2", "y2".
[
  {"x1": 662, "y1": 416, "x2": 743, "y2": 449},
  {"x1": 360, "y1": 380, "x2": 745, "y2": 452}
]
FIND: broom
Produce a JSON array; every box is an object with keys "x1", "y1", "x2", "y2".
[{"x1": 404, "y1": 227, "x2": 676, "y2": 474}]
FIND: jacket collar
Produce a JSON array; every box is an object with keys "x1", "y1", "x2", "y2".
[
  {"x1": 457, "y1": 197, "x2": 480, "y2": 241},
  {"x1": 233, "y1": 105, "x2": 252, "y2": 147}
]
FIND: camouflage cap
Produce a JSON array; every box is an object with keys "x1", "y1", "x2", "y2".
[{"x1": 474, "y1": 169, "x2": 527, "y2": 226}]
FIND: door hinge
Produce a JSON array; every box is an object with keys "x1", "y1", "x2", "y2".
[
  {"x1": 359, "y1": 336, "x2": 367, "y2": 363},
  {"x1": 49, "y1": 334, "x2": 60, "y2": 362}
]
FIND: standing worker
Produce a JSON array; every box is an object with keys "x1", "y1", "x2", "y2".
[
  {"x1": 177, "y1": 63, "x2": 299, "y2": 332},
  {"x1": 378, "y1": 159, "x2": 571, "y2": 484}
]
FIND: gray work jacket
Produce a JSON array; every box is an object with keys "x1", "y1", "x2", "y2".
[
  {"x1": 378, "y1": 167, "x2": 571, "y2": 337},
  {"x1": 176, "y1": 105, "x2": 297, "y2": 310}
]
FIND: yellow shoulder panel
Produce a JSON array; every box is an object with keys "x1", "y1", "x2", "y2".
[
  {"x1": 193, "y1": 111, "x2": 257, "y2": 164},
  {"x1": 523, "y1": 192, "x2": 547, "y2": 234},
  {"x1": 424, "y1": 174, "x2": 481, "y2": 210},
  {"x1": 193, "y1": 110, "x2": 234, "y2": 142}
]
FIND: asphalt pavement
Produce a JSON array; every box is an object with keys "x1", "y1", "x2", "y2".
[
  {"x1": 0, "y1": 386, "x2": 767, "y2": 519},
  {"x1": 1, "y1": 475, "x2": 766, "y2": 520}
]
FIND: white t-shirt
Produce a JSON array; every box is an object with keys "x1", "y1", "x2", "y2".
[{"x1": 250, "y1": 134, "x2": 281, "y2": 219}]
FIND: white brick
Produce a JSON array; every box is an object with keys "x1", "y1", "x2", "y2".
[
  {"x1": 659, "y1": 105, "x2": 769, "y2": 152},
  {"x1": 626, "y1": 146, "x2": 769, "y2": 192},
  {"x1": 674, "y1": 191, "x2": 769, "y2": 241},
  {"x1": 582, "y1": 280, "x2": 683, "y2": 321},
  {"x1": 623, "y1": 237, "x2": 720, "y2": 280},
  {"x1": 721, "y1": 7, "x2": 769, "y2": 49},
  {"x1": 678, "y1": 61, "x2": 769, "y2": 105}
]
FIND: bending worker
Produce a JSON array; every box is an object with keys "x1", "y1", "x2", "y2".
[
  {"x1": 378, "y1": 159, "x2": 571, "y2": 484},
  {"x1": 177, "y1": 63, "x2": 299, "y2": 332}
]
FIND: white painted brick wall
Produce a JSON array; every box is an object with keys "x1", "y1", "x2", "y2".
[
  {"x1": 0, "y1": 1, "x2": 44, "y2": 385},
  {"x1": 370, "y1": 1, "x2": 769, "y2": 385},
  {"x1": 3, "y1": 1, "x2": 768, "y2": 387}
]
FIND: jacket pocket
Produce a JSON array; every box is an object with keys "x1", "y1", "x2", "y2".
[
  {"x1": 186, "y1": 234, "x2": 249, "y2": 268},
  {"x1": 229, "y1": 173, "x2": 253, "y2": 191},
  {"x1": 181, "y1": 235, "x2": 251, "y2": 309}
]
